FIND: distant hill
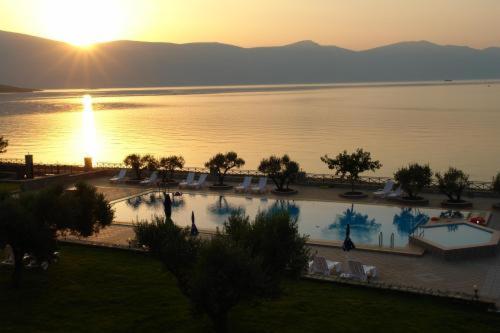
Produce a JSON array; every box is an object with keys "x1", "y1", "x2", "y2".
[
  {"x1": 1, "y1": 30, "x2": 500, "y2": 89},
  {"x1": 0, "y1": 84, "x2": 38, "y2": 93}
]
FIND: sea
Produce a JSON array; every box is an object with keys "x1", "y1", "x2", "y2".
[{"x1": 0, "y1": 81, "x2": 499, "y2": 180}]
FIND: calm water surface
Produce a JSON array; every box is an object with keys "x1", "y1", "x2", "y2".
[{"x1": 1, "y1": 82, "x2": 499, "y2": 179}]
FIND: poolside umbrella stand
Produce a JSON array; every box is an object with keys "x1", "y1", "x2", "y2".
[
  {"x1": 191, "y1": 211, "x2": 199, "y2": 236},
  {"x1": 342, "y1": 223, "x2": 356, "y2": 252},
  {"x1": 163, "y1": 192, "x2": 172, "y2": 220}
]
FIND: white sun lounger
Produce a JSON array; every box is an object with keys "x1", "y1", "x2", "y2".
[
  {"x1": 0, "y1": 245, "x2": 14, "y2": 266},
  {"x1": 308, "y1": 256, "x2": 341, "y2": 275},
  {"x1": 386, "y1": 185, "x2": 403, "y2": 199},
  {"x1": 140, "y1": 171, "x2": 158, "y2": 186},
  {"x1": 189, "y1": 173, "x2": 208, "y2": 189},
  {"x1": 373, "y1": 180, "x2": 395, "y2": 198},
  {"x1": 250, "y1": 177, "x2": 267, "y2": 194},
  {"x1": 109, "y1": 169, "x2": 127, "y2": 183},
  {"x1": 340, "y1": 260, "x2": 378, "y2": 281},
  {"x1": 179, "y1": 172, "x2": 195, "y2": 188},
  {"x1": 235, "y1": 176, "x2": 252, "y2": 192}
]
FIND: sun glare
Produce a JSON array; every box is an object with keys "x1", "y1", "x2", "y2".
[{"x1": 38, "y1": 0, "x2": 129, "y2": 47}]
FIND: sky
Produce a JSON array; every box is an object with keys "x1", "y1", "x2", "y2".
[{"x1": 1, "y1": 0, "x2": 500, "y2": 49}]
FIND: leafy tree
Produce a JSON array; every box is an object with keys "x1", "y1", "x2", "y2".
[
  {"x1": 224, "y1": 210, "x2": 309, "y2": 293},
  {"x1": 321, "y1": 149, "x2": 381, "y2": 194},
  {"x1": 258, "y1": 155, "x2": 300, "y2": 192},
  {"x1": 190, "y1": 237, "x2": 266, "y2": 333},
  {"x1": 0, "y1": 182, "x2": 113, "y2": 287},
  {"x1": 205, "y1": 152, "x2": 245, "y2": 186},
  {"x1": 436, "y1": 167, "x2": 471, "y2": 202},
  {"x1": 0, "y1": 136, "x2": 7, "y2": 154},
  {"x1": 159, "y1": 155, "x2": 185, "y2": 182},
  {"x1": 123, "y1": 154, "x2": 158, "y2": 179},
  {"x1": 394, "y1": 163, "x2": 433, "y2": 200},
  {"x1": 124, "y1": 154, "x2": 144, "y2": 179}
]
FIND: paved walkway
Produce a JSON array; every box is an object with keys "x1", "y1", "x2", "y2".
[{"x1": 63, "y1": 179, "x2": 500, "y2": 306}]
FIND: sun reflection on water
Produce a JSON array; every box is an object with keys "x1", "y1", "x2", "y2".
[{"x1": 81, "y1": 95, "x2": 98, "y2": 160}]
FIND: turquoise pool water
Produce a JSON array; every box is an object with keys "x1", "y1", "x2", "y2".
[
  {"x1": 111, "y1": 191, "x2": 464, "y2": 248},
  {"x1": 419, "y1": 224, "x2": 492, "y2": 247}
]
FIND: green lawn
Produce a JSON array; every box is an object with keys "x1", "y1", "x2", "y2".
[
  {"x1": 0, "y1": 182, "x2": 20, "y2": 193},
  {"x1": 1, "y1": 244, "x2": 499, "y2": 333}
]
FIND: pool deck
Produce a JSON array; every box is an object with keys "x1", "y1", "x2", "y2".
[{"x1": 64, "y1": 177, "x2": 500, "y2": 307}]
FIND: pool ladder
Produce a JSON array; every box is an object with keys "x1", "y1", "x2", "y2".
[{"x1": 378, "y1": 232, "x2": 395, "y2": 249}]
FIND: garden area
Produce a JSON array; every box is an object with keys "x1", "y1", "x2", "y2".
[{"x1": 1, "y1": 244, "x2": 499, "y2": 333}]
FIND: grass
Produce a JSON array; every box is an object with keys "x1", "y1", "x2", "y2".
[
  {"x1": 0, "y1": 182, "x2": 20, "y2": 193},
  {"x1": 1, "y1": 244, "x2": 499, "y2": 333}
]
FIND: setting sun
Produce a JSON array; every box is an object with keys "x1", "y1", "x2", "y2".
[{"x1": 37, "y1": 0, "x2": 129, "y2": 46}]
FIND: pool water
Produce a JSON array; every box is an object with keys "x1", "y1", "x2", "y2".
[
  {"x1": 111, "y1": 191, "x2": 460, "y2": 248},
  {"x1": 419, "y1": 224, "x2": 492, "y2": 247}
]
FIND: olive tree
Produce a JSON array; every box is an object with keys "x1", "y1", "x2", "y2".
[
  {"x1": 321, "y1": 149, "x2": 381, "y2": 194},
  {"x1": 258, "y1": 155, "x2": 300, "y2": 192},
  {"x1": 0, "y1": 182, "x2": 114, "y2": 287},
  {"x1": 224, "y1": 211, "x2": 309, "y2": 292},
  {"x1": 134, "y1": 211, "x2": 308, "y2": 333},
  {"x1": 394, "y1": 163, "x2": 433, "y2": 200},
  {"x1": 205, "y1": 152, "x2": 245, "y2": 186},
  {"x1": 0, "y1": 136, "x2": 7, "y2": 154},
  {"x1": 123, "y1": 154, "x2": 158, "y2": 179},
  {"x1": 159, "y1": 155, "x2": 185, "y2": 182},
  {"x1": 436, "y1": 167, "x2": 471, "y2": 203}
]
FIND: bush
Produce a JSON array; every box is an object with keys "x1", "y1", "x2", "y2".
[
  {"x1": 159, "y1": 155, "x2": 185, "y2": 182},
  {"x1": 394, "y1": 163, "x2": 432, "y2": 200},
  {"x1": 224, "y1": 210, "x2": 309, "y2": 292},
  {"x1": 205, "y1": 152, "x2": 245, "y2": 186},
  {"x1": 134, "y1": 217, "x2": 199, "y2": 280},
  {"x1": 321, "y1": 148, "x2": 381, "y2": 194},
  {"x1": 258, "y1": 155, "x2": 300, "y2": 192},
  {"x1": 436, "y1": 168, "x2": 471, "y2": 202}
]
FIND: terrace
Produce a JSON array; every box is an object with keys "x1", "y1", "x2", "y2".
[{"x1": 58, "y1": 175, "x2": 500, "y2": 308}]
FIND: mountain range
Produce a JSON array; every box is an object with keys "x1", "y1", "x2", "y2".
[{"x1": 1, "y1": 30, "x2": 500, "y2": 89}]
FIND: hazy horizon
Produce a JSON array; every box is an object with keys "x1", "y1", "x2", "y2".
[{"x1": 1, "y1": 0, "x2": 500, "y2": 49}]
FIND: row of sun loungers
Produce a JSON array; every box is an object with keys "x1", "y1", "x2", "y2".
[
  {"x1": 308, "y1": 256, "x2": 378, "y2": 282},
  {"x1": 373, "y1": 179, "x2": 403, "y2": 199},
  {"x1": 108, "y1": 169, "x2": 269, "y2": 193}
]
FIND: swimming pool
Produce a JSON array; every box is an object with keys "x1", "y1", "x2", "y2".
[
  {"x1": 112, "y1": 191, "x2": 460, "y2": 248},
  {"x1": 417, "y1": 224, "x2": 493, "y2": 247}
]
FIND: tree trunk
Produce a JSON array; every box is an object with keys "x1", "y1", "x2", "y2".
[{"x1": 12, "y1": 249, "x2": 24, "y2": 288}]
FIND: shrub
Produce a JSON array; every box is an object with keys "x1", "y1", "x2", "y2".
[
  {"x1": 134, "y1": 216, "x2": 199, "y2": 280},
  {"x1": 258, "y1": 155, "x2": 300, "y2": 192},
  {"x1": 159, "y1": 155, "x2": 185, "y2": 182},
  {"x1": 394, "y1": 163, "x2": 433, "y2": 200},
  {"x1": 205, "y1": 152, "x2": 245, "y2": 186},
  {"x1": 224, "y1": 210, "x2": 309, "y2": 292},
  {"x1": 321, "y1": 148, "x2": 381, "y2": 193},
  {"x1": 436, "y1": 167, "x2": 471, "y2": 202}
]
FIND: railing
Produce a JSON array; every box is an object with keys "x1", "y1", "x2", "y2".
[{"x1": 1, "y1": 158, "x2": 496, "y2": 193}]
